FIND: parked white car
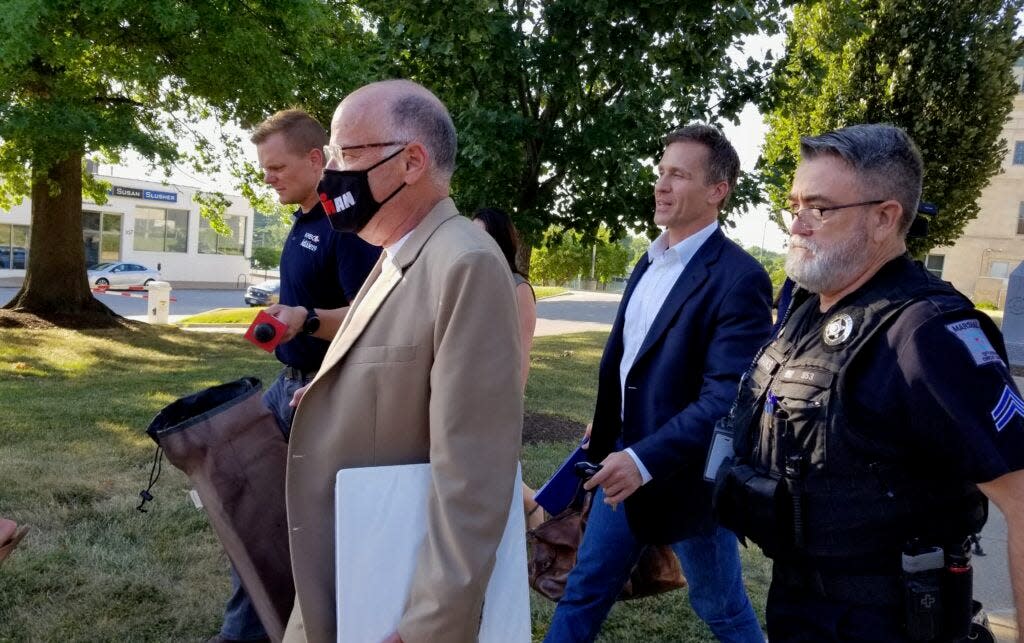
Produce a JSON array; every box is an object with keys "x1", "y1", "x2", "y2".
[{"x1": 87, "y1": 262, "x2": 162, "y2": 288}]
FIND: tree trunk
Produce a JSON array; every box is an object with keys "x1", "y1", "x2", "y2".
[
  {"x1": 516, "y1": 244, "x2": 532, "y2": 280},
  {"x1": 3, "y1": 152, "x2": 115, "y2": 320}
]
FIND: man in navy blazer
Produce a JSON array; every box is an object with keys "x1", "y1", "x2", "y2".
[{"x1": 544, "y1": 125, "x2": 772, "y2": 642}]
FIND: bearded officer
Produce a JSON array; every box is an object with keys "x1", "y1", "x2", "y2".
[{"x1": 713, "y1": 123, "x2": 1024, "y2": 642}]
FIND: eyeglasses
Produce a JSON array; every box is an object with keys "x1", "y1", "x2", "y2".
[
  {"x1": 322, "y1": 141, "x2": 407, "y2": 169},
  {"x1": 782, "y1": 200, "x2": 885, "y2": 231}
]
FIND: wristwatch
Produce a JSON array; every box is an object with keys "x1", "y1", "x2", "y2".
[{"x1": 302, "y1": 307, "x2": 321, "y2": 335}]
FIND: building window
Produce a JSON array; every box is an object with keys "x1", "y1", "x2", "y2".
[
  {"x1": 0, "y1": 223, "x2": 30, "y2": 269},
  {"x1": 133, "y1": 206, "x2": 188, "y2": 253},
  {"x1": 1015, "y1": 142, "x2": 1024, "y2": 165},
  {"x1": 924, "y1": 254, "x2": 944, "y2": 278},
  {"x1": 198, "y1": 214, "x2": 246, "y2": 256},
  {"x1": 990, "y1": 260, "x2": 1010, "y2": 279},
  {"x1": 82, "y1": 210, "x2": 122, "y2": 266}
]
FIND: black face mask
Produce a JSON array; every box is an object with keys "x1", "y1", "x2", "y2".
[{"x1": 317, "y1": 147, "x2": 406, "y2": 233}]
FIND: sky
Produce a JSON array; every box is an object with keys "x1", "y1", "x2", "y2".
[
  {"x1": 720, "y1": 30, "x2": 790, "y2": 253},
  {"x1": 722, "y1": 103, "x2": 790, "y2": 253},
  {"x1": 106, "y1": 29, "x2": 792, "y2": 253}
]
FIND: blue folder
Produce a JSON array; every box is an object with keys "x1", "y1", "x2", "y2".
[{"x1": 533, "y1": 442, "x2": 589, "y2": 515}]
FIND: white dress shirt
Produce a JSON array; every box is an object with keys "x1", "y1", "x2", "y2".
[
  {"x1": 620, "y1": 221, "x2": 718, "y2": 484},
  {"x1": 384, "y1": 230, "x2": 414, "y2": 268}
]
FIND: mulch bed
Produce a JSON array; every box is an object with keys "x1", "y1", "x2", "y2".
[
  {"x1": 523, "y1": 411, "x2": 585, "y2": 444},
  {"x1": 0, "y1": 309, "x2": 133, "y2": 330}
]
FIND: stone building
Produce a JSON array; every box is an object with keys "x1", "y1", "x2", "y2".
[{"x1": 926, "y1": 58, "x2": 1024, "y2": 307}]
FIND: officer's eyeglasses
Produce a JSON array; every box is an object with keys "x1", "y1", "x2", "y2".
[
  {"x1": 781, "y1": 200, "x2": 885, "y2": 231},
  {"x1": 322, "y1": 141, "x2": 407, "y2": 170}
]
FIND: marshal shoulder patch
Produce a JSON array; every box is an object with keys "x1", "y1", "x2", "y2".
[{"x1": 946, "y1": 319, "x2": 1003, "y2": 367}]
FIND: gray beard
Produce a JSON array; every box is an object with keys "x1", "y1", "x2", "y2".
[{"x1": 785, "y1": 226, "x2": 868, "y2": 294}]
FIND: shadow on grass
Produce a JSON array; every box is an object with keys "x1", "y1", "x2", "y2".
[
  {"x1": 1, "y1": 326, "x2": 277, "y2": 444},
  {"x1": 0, "y1": 327, "x2": 771, "y2": 641},
  {"x1": 526, "y1": 332, "x2": 606, "y2": 424},
  {"x1": 0, "y1": 324, "x2": 282, "y2": 640}
]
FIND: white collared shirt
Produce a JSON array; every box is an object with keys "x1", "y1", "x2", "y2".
[
  {"x1": 384, "y1": 230, "x2": 414, "y2": 270},
  {"x1": 620, "y1": 221, "x2": 718, "y2": 483}
]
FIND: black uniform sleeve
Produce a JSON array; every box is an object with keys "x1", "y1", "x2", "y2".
[{"x1": 850, "y1": 303, "x2": 1024, "y2": 484}]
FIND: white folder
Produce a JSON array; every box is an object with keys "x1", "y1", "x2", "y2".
[{"x1": 335, "y1": 463, "x2": 530, "y2": 643}]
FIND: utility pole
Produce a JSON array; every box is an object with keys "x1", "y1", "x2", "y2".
[{"x1": 760, "y1": 215, "x2": 769, "y2": 263}]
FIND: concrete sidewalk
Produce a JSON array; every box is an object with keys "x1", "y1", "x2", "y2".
[
  {"x1": 978, "y1": 375, "x2": 1024, "y2": 642},
  {"x1": 133, "y1": 289, "x2": 624, "y2": 336}
]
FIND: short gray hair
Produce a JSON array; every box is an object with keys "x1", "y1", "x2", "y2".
[
  {"x1": 389, "y1": 93, "x2": 457, "y2": 182},
  {"x1": 800, "y1": 124, "x2": 923, "y2": 234}
]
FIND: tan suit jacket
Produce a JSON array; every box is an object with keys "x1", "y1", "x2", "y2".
[{"x1": 282, "y1": 198, "x2": 523, "y2": 643}]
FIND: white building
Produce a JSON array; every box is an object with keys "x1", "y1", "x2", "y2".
[{"x1": 0, "y1": 173, "x2": 254, "y2": 287}]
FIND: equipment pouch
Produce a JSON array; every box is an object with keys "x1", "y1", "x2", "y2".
[
  {"x1": 901, "y1": 547, "x2": 944, "y2": 641},
  {"x1": 714, "y1": 462, "x2": 789, "y2": 556}
]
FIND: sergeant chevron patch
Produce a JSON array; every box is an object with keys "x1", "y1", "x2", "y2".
[{"x1": 991, "y1": 384, "x2": 1024, "y2": 432}]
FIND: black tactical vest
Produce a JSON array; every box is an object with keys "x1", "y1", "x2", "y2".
[{"x1": 717, "y1": 259, "x2": 987, "y2": 566}]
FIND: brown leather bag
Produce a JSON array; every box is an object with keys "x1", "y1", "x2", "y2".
[{"x1": 527, "y1": 491, "x2": 686, "y2": 602}]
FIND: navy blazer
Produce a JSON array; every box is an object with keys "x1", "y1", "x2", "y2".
[{"x1": 588, "y1": 228, "x2": 772, "y2": 544}]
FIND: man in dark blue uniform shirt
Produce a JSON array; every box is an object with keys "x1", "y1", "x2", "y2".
[
  {"x1": 210, "y1": 109, "x2": 379, "y2": 643},
  {"x1": 714, "y1": 124, "x2": 1024, "y2": 642}
]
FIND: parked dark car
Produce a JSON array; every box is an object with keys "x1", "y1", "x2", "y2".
[{"x1": 244, "y1": 280, "x2": 281, "y2": 306}]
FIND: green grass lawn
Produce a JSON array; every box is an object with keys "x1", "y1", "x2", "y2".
[
  {"x1": 533, "y1": 286, "x2": 567, "y2": 300},
  {"x1": 0, "y1": 326, "x2": 769, "y2": 641},
  {"x1": 177, "y1": 307, "x2": 261, "y2": 325}
]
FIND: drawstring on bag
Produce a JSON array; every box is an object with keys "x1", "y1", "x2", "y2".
[{"x1": 137, "y1": 445, "x2": 163, "y2": 512}]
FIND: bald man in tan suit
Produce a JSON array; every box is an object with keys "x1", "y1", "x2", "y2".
[{"x1": 282, "y1": 81, "x2": 523, "y2": 643}]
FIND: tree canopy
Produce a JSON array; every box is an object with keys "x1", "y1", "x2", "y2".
[
  {"x1": 1, "y1": 0, "x2": 790, "y2": 321},
  {"x1": 745, "y1": 244, "x2": 787, "y2": 293},
  {"x1": 355, "y1": 0, "x2": 786, "y2": 245},
  {"x1": 529, "y1": 224, "x2": 632, "y2": 284},
  {"x1": 759, "y1": 0, "x2": 1024, "y2": 255},
  {"x1": 0, "y1": 0, "x2": 364, "y2": 319}
]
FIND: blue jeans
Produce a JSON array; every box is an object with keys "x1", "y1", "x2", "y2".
[
  {"x1": 220, "y1": 369, "x2": 312, "y2": 640},
  {"x1": 263, "y1": 368, "x2": 313, "y2": 439},
  {"x1": 544, "y1": 489, "x2": 764, "y2": 643},
  {"x1": 221, "y1": 566, "x2": 270, "y2": 641}
]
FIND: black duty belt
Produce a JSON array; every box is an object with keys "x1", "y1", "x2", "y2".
[
  {"x1": 772, "y1": 562, "x2": 902, "y2": 606},
  {"x1": 282, "y1": 366, "x2": 316, "y2": 381}
]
